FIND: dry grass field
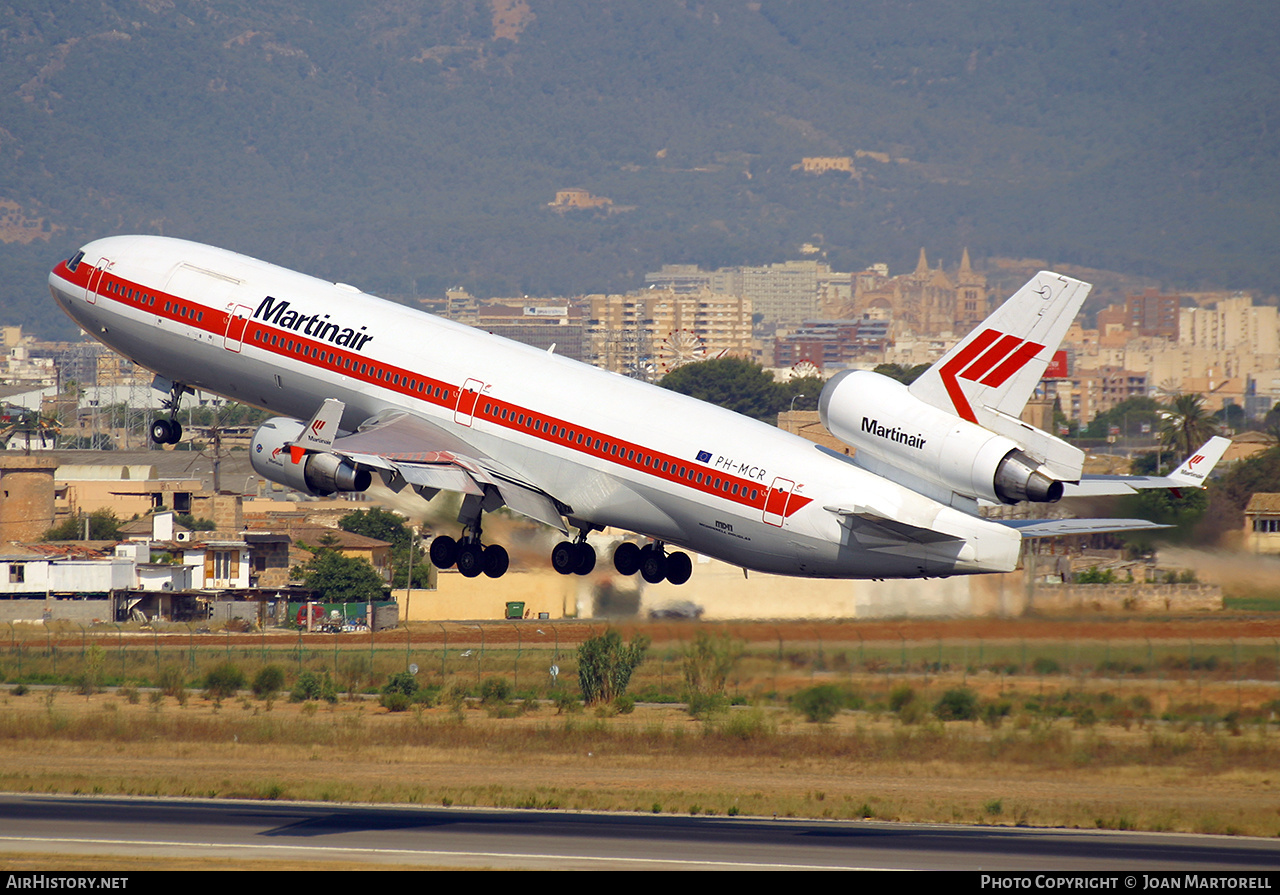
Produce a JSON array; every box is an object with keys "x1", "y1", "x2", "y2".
[{"x1": 1, "y1": 616, "x2": 1279, "y2": 841}]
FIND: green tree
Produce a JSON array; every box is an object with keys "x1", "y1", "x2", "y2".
[
  {"x1": 659, "y1": 357, "x2": 784, "y2": 424},
  {"x1": 1195, "y1": 444, "x2": 1280, "y2": 544},
  {"x1": 339, "y1": 507, "x2": 429, "y2": 587},
  {"x1": 1161, "y1": 394, "x2": 1218, "y2": 459},
  {"x1": 872, "y1": 363, "x2": 930, "y2": 385},
  {"x1": 44, "y1": 509, "x2": 121, "y2": 541},
  {"x1": 292, "y1": 545, "x2": 387, "y2": 602},
  {"x1": 576, "y1": 629, "x2": 649, "y2": 705}
]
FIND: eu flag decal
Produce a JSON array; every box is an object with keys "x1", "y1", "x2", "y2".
[{"x1": 696, "y1": 450, "x2": 712, "y2": 463}]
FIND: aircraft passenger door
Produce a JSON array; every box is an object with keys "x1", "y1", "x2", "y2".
[
  {"x1": 454, "y1": 379, "x2": 485, "y2": 427},
  {"x1": 223, "y1": 304, "x2": 253, "y2": 352},
  {"x1": 762, "y1": 477, "x2": 795, "y2": 527},
  {"x1": 84, "y1": 258, "x2": 112, "y2": 304}
]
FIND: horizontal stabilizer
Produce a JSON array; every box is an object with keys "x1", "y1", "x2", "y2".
[
  {"x1": 297, "y1": 398, "x2": 343, "y2": 451},
  {"x1": 999, "y1": 518, "x2": 1170, "y2": 539},
  {"x1": 1061, "y1": 436, "x2": 1230, "y2": 498}
]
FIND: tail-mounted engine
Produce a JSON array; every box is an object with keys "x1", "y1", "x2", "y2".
[
  {"x1": 819, "y1": 370, "x2": 1065, "y2": 505},
  {"x1": 250, "y1": 417, "x2": 372, "y2": 497}
]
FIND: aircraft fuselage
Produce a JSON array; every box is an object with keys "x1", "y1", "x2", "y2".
[{"x1": 49, "y1": 235, "x2": 1022, "y2": 579}]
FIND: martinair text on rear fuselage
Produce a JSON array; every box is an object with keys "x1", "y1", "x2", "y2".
[{"x1": 49, "y1": 235, "x2": 1028, "y2": 582}]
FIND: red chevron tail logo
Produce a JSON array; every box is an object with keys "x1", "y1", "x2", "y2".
[{"x1": 938, "y1": 329, "x2": 1045, "y2": 423}]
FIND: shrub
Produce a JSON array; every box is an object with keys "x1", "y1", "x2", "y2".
[
  {"x1": 553, "y1": 690, "x2": 582, "y2": 714},
  {"x1": 1031, "y1": 657, "x2": 1062, "y2": 675},
  {"x1": 792, "y1": 684, "x2": 848, "y2": 723},
  {"x1": 252, "y1": 665, "x2": 285, "y2": 700},
  {"x1": 203, "y1": 662, "x2": 246, "y2": 700},
  {"x1": 682, "y1": 631, "x2": 744, "y2": 698},
  {"x1": 382, "y1": 671, "x2": 420, "y2": 698},
  {"x1": 686, "y1": 691, "x2": 728, "y2": 720},
  {"x1": 380, "y1": 692, "x2": 412, "y2": 712},
  {"x1": 577, "y1": 629, "x2": 649, "y2": 705},
  {"x1": 889, "y1": 685, "x2": 916, "y2": 713},
  {"x1": 158, "y1": 666, "x2": 187, "y2": 703},
  {"x1": 291, "y1": 670, "x2": 338, "y2": 703},
  {"x1": 934, "y1": 688, "x2": 979, "y2": 721},
  {"x1": 480, "y1": 677, "x2": 512, "y2": 705}
]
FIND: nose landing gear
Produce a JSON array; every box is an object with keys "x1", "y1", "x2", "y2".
[{"x1": 149, "y1": 380, "x2": 189, "y2": 445}]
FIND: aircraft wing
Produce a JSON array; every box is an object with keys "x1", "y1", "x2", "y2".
[
  {"x1": 318, "y1": 403, "x2": 570, "y2": 533},
  {"x1": 998, "y1": 518, "x2": 1170, "y2": 538},
  {"x1": 1060, "y1": 436, "x2": 1230, "y2": 498}
]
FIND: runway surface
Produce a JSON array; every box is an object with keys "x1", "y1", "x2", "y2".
[{"x1": 1, "y1": 794, "x2": 1279, "y2": 870}]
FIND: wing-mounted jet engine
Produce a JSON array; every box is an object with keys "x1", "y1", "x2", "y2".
[{"x1": 250, "y1": 416, "x2": 372, "y2": 497}]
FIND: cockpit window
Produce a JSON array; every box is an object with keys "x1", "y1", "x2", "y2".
[{"x1": 67, "y1": 250, "x2": 85, "y2": 272}]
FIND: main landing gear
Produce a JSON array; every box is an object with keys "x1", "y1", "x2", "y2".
[
  {"x1": 430, "y1": 490, "x2": 510, "y2": 579},
  {"x1": 612, "y1": 541, "x2": 692, "y2": 585},
  {"x1": 429, "y1": 533, "x2": 509, "y2": 579},
  {"x1": 551, "y1": 531, "x2": 596, "y2": 576},
  {"x1": 149, "y1": 380, "x2": 188, "y2": 445}
]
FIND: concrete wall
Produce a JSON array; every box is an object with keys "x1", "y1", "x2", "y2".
[
  {"x1": 0, "y1": 597, "x2": 111, "y2": 624},
  {"x1": 393, "y1": 569, "x2": 584, "y2": 621},
  {"x1": 389, "y1": 556, "x2": 1221, "y2": 622},
  {"x1": 1028, "y1": 583, "x2": 1222, "y2": 614},
  {"x1": 393, "y1": 558, "x2": 1031, "y2": 621}
]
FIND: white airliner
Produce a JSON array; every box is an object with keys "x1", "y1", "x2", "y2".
[{"x1": 48, "y1": 236, "x2": 1228, "y2": 584}]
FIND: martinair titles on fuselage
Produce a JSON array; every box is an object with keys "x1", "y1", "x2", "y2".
[
  {"x1": 861, "y1": 417, "x2": 927, "y2": 450},
  {"x1": 254, "y1": 295, "x2": 374, "y2": 352}
]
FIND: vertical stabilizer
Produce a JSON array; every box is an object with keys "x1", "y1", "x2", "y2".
[{"x1": 910, "y1": 272, "x2": 1091, "y2": 425}]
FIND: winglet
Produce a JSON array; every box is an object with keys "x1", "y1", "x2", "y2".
[
  {"x1": 1168, "y1": 435, "x2": 1231, "y2": 487},
  {"x1": 289, "y1": 398, "x2": 344, "y2": 463}
]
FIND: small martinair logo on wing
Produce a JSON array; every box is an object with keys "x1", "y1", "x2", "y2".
[{"x1": 696, "y1": 450, "x2": 712, "y2": 463}]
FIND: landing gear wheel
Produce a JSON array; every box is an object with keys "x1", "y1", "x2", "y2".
[
  {"x1": 482, "y1": 544, "x2": 509, "y2": 578},
  {"x1": 613, "y1": 542, "x2": 641, "y2": 576},
  {"x1": 429, "y1": 535, "x2": 458, "y2": 570},
  {"x1": 551, "y1": 541, "x2": 577, "y2": 575},
  {"x1": 456, "y1": 542, "x2": 484, "y2": 578},
  {"x1": 639, "y1": 546, "x2": 668, "y2": 584},
  {"x1": 573, "y1": 542, "x2": 596, "y2": 575},
  {"x1": 150, "y1": 418, "x2": 175, "y2": 445},
  {"x1": 665, "y1": 551, "x2": 692, "y2": 585}
]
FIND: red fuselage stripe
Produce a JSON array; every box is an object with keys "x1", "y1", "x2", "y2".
[{"x1": 54, "y1": 259, "x2": 812, "y2": 519}]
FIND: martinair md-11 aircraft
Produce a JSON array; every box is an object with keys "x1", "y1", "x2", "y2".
[{"x1": 48, "y1": 236, "x2": 1228, "y2": 585}]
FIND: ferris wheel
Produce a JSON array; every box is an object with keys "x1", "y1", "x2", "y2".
[
  {"x1": 656, "y1": 329, "x2": 707, "y2": 373},
  {"x1": 790, "y1": 360, "x2": 821, "y2": 379}
]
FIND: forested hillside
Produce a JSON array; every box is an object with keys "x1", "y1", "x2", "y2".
[{"x1": 2, "y1": 0, "x2": 1277, "y2": 338}]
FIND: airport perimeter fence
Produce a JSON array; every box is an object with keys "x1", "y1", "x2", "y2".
[{"x1": 3, "y1": 621, "x2": 1280, "y2": 711}]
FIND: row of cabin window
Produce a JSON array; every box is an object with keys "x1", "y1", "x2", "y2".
[
  {"x1": 111, "y1": 279, "x2": 205, "y2": 324},
  {"x1": 480, "y1": 399, "x2": 760, "y2": 502},
  {"x1": 253, "y1": 329, "x2": 452, "y2": 401}
]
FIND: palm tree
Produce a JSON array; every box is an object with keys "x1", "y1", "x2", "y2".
[{"x1": 1160, "y1": 393, "x2": 1218, "y2": 459}]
